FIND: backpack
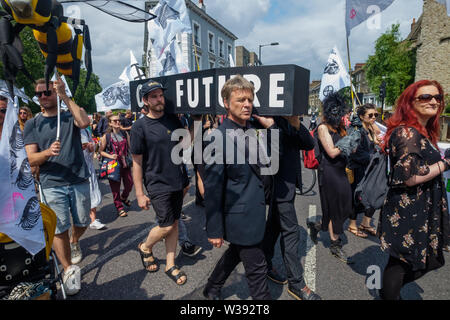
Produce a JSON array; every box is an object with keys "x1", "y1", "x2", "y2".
[
  {"x1": 303, "y1": 127, "x2": 322, "y2": 169},
  {"x1": 354, "y1": 149, "x2": 392, "y2": 210}
]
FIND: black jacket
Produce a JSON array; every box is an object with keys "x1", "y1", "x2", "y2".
[
  {"x1": 204, "y1": 118, "x2": 275, "y2": 246},
  {"x1": 274, "y1": 117, "x2": 315, "y2": 202}
]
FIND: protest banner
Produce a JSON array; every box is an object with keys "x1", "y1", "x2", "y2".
[{"x1": 130, "y1": 64, "x2": 310, "y2": 116}]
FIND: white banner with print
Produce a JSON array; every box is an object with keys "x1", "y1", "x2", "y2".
[
  {"x1": 95, "y1": 81, "x2": 131, "y2": 112},
  {"x1": 0, "y1": 98, "x2": 45, "y2": 255}
]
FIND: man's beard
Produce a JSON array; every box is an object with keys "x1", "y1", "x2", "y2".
[
  {"x1": 41, "y1": 102, "x2": 57, "y2": 111},
  {"x1": 149, "y1": 103, "x2": 165, "y2": 112}
]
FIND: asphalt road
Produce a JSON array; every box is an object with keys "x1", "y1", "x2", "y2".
[{"x1": 59, "y1": 118, "x2": 450, "y2": 301}]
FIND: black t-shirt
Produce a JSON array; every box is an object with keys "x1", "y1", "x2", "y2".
[
  {"x1": 130, "y1": 113, "x2": 188, "y2": 195},
  {"x1": 121, "y1": 117, "x2": 133, "y2": 129},
  {"x1": 23, "y1": 111, "x2": 89, "y2": 188}
]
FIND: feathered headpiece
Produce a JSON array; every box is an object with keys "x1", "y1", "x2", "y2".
[{"x1": 322, "y1": 92, "x2": 349, "y2": 129}]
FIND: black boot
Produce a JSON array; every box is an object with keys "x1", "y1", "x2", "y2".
[
  {"x1": 330, "y1": 239, "x2": 354, "y2": 264},
  {"x1": 307, "y1": 220, "x2": 321, "y2": 244}
]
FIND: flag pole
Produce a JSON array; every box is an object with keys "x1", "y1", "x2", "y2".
[
  {"x1": 346, "y1": 36, "x2": 356, "y2": 112},
  {"x1": 55, "y1": 69, "x2": 61, "y2": 142}
]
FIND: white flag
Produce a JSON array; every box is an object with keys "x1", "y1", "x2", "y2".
[
  {"x1": 95, "y1": 81, "x2": 131, "y2": 112},
  {"x1": 154, "y1": 38, "x2": 190, "y2": 76},
  {"x1": 147, "y1": 0, "x2": 192, "y2": 59},
  {"x1": 0, "y1": 97, "x2": 45, "y2": 255},
  {"x1": 435, "y1": 0, "x2": 450, "y2": 16},
  {"x1": 319, "y1": 46, "x2": 351, "y2": 101},
  {"x1": 51, "y1": 74, "x2": 72, "y2": 110},
  {"x1": 119, "y1": 50, "x2": 146, "y2": 82}
]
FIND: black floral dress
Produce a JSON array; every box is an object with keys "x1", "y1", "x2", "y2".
[{"x1": 380, "y1": 126, "x2": 450, "y2": 272}]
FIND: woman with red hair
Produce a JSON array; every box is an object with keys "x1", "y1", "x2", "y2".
[{"x1": 379, "y1": 80, "x2": 450, "y2": 300}]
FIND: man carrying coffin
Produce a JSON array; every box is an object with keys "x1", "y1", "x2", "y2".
[
  {"x1": 263, "y1": 115, "x2": 321, "y2": 300},
  {"x1": 202, "y1": 75, "x2": 276, "y2": 300},
  {"x1": 131, "y1": 80, "x2": 191, "y2": 285}
]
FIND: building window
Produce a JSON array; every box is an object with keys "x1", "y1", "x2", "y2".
[
  {"x1": 218, "y1": 38, "x2": 224, "y2": 58},
  {"x1": 208, "y1": 32, "x2": 215, "y2": 53},
  {"x1": 227, "y1": 44, "x2": 232, "y2": 61},
  {"x1": 193, "y1": 22, "x2": 201, "y2": 47},
  {"x1": 209, "y1": 60, "x2": 215, "y2": 69}
]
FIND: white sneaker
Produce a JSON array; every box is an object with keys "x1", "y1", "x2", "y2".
[
  {"x1": 63, "y1": 265, "x2": 81, "y2": 296},
  {"x1": 89, "y1": 219, "x2": 106, "y2": 230},
  {"x1": 70, "y1": 243, "x2": 83, "y2": 265}
]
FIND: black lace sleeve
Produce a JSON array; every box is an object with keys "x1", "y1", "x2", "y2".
[{"x1": 389, "y1": 127, "x2": 430, "y2": 185}]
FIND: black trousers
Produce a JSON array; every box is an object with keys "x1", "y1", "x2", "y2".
[
  {"x1": 206, "y1": 242, "x2": 271, "y2": 300},
  {"x1": 263, "y1": 201, "x2": 306, "y2": 290}
]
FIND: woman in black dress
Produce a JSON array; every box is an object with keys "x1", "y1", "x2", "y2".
[
  {"x1": 313, "y1": 93, "x2": 354, "y2": 263},
  {"x1": 380, "y1": 80, "x2": 450, "y2": 300}
]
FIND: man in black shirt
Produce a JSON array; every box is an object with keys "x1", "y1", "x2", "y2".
[
  {"x1": 262, "y1": 116, "x2": 321, "y2": 300},
  {"x1": 131, "y1": 80, "x2": 189, "y2": 285},
  {"x1": 120, "y1": 109, "x2": 133, "y2": 133},
  {"x1": 94, "y1": 110, "x2": 112, "y2": 138}
]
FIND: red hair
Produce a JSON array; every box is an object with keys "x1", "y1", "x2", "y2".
[{"x1": 382, "y1": 80, "x2": 445, "y2": 152}]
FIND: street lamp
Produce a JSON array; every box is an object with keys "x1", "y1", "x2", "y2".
[{"x1": 258, "y1": 42, "x2": 279, "y2": 66}]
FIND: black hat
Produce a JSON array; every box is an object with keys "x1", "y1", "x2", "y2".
[{"x1": 140, "y1": 80, "x2": 166, "y2": 99}]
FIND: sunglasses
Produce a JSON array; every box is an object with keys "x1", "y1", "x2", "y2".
[
  {"x1": 367, "y1": 113, "x2": 378, "y2": 119},
  {"x1": 35, "y1": 90, "x2": 52, "y2": 98},
  {"x1": 414, "y1": 94, "x2": 443, "y2": 103},
  {"x1": 0, "y1": 109, "x2": 6, "y2": 114},
  {"x1": 19, "y1": 111, "x2": 27, "y2": 115},
  {"x1": 111, "y1": 119, "x2": 121, "y2": 123}
]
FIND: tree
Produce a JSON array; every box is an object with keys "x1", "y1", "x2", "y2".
[
  {"x1": 338, "y1": 86, "x2": 353, "y2": 108},
  {"x1": 0, "y1": 26, "x2": 102, "y2": 114},
  {"x1": 65, "y1": 68, "x2": 102, "y2": 114},
  {"x1": 365, "y1": 24, "x2": 416, "y2": 107},
  {"x1": 0, "y1": 27, "x2": 45, "y2": 112}
]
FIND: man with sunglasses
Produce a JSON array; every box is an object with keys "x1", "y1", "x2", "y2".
[
  {"x1": 23, "y1": 77, "x2": 91, "y2": 296},
  {"x1": 0, "y1": 95, "x2": 7, "y2": 141}
]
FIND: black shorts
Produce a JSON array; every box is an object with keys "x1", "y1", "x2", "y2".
[{"x1": 149, "y1": 190, "x2": 183, "y2": 227}]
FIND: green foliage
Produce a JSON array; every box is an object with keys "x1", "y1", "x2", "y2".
[
  {"x1": 445, "y1": 94, "x2": 450, "y2": 114},
  {"x1": 0, "y1": 28, "x2": 45, "y2": 113},
  {"x1": 365, "y1": 24, "x2": 416, "y2": 107},
  {"x1": 337, "y1": 86, "x2": 353, "y2": 108},
  {"x1": 65, "y1": 69, "x2": 102, "y2": 114},
  {"x1": 0, "y1": 26, "x2": 102, "y2": 114}
]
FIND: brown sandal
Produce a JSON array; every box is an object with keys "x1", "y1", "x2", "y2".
[
  {"x1": 118, "y1": 209, "x2": 128, "y2": 217},
  {"x1": 137, "y1": 242, "x2": 159, "y2": 273},
  {"x1": 347, "y1": 226, "x2": 368, "y2": 238},
  {"x1": 358, "y1": 224, "x2": 377, "y2": 236}
]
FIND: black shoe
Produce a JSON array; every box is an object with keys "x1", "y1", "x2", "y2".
[
  {"x1": 307, "y1": 220, "x2": 320, "y2": 244},
  {"x1": 181, "y1": 212, "x2": 192, "y2": 222},
  {"x1": 203, "y1": 286, "x2": 222, "y2": 300},
  {"x1": 267, "y1": 268, "x2": 287, "y2": 285},
  {"x1": 181, "y1": 242, "x2": 202, "y2": 257},
  {"x1": 287, "y1": 286, "x2": 321, "y2": 300},
  {"x1": 330, "y1": 240, "x2": 354, "y2": 264}
]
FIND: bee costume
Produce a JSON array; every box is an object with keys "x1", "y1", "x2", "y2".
[{"x1": 0, "y1": 0, "x2": 156, "y2": 99}]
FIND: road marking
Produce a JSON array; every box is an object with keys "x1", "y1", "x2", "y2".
[
  {"x1": 304, "y1": 204, "x2": 317, "y2": 291},
  {"x1": 81, "y1": 199, "x2": 195, "y2": 276}
]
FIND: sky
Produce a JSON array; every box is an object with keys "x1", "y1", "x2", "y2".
[{"x1": 61, "y1": 0, "x2": 424, "y2": 88}]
